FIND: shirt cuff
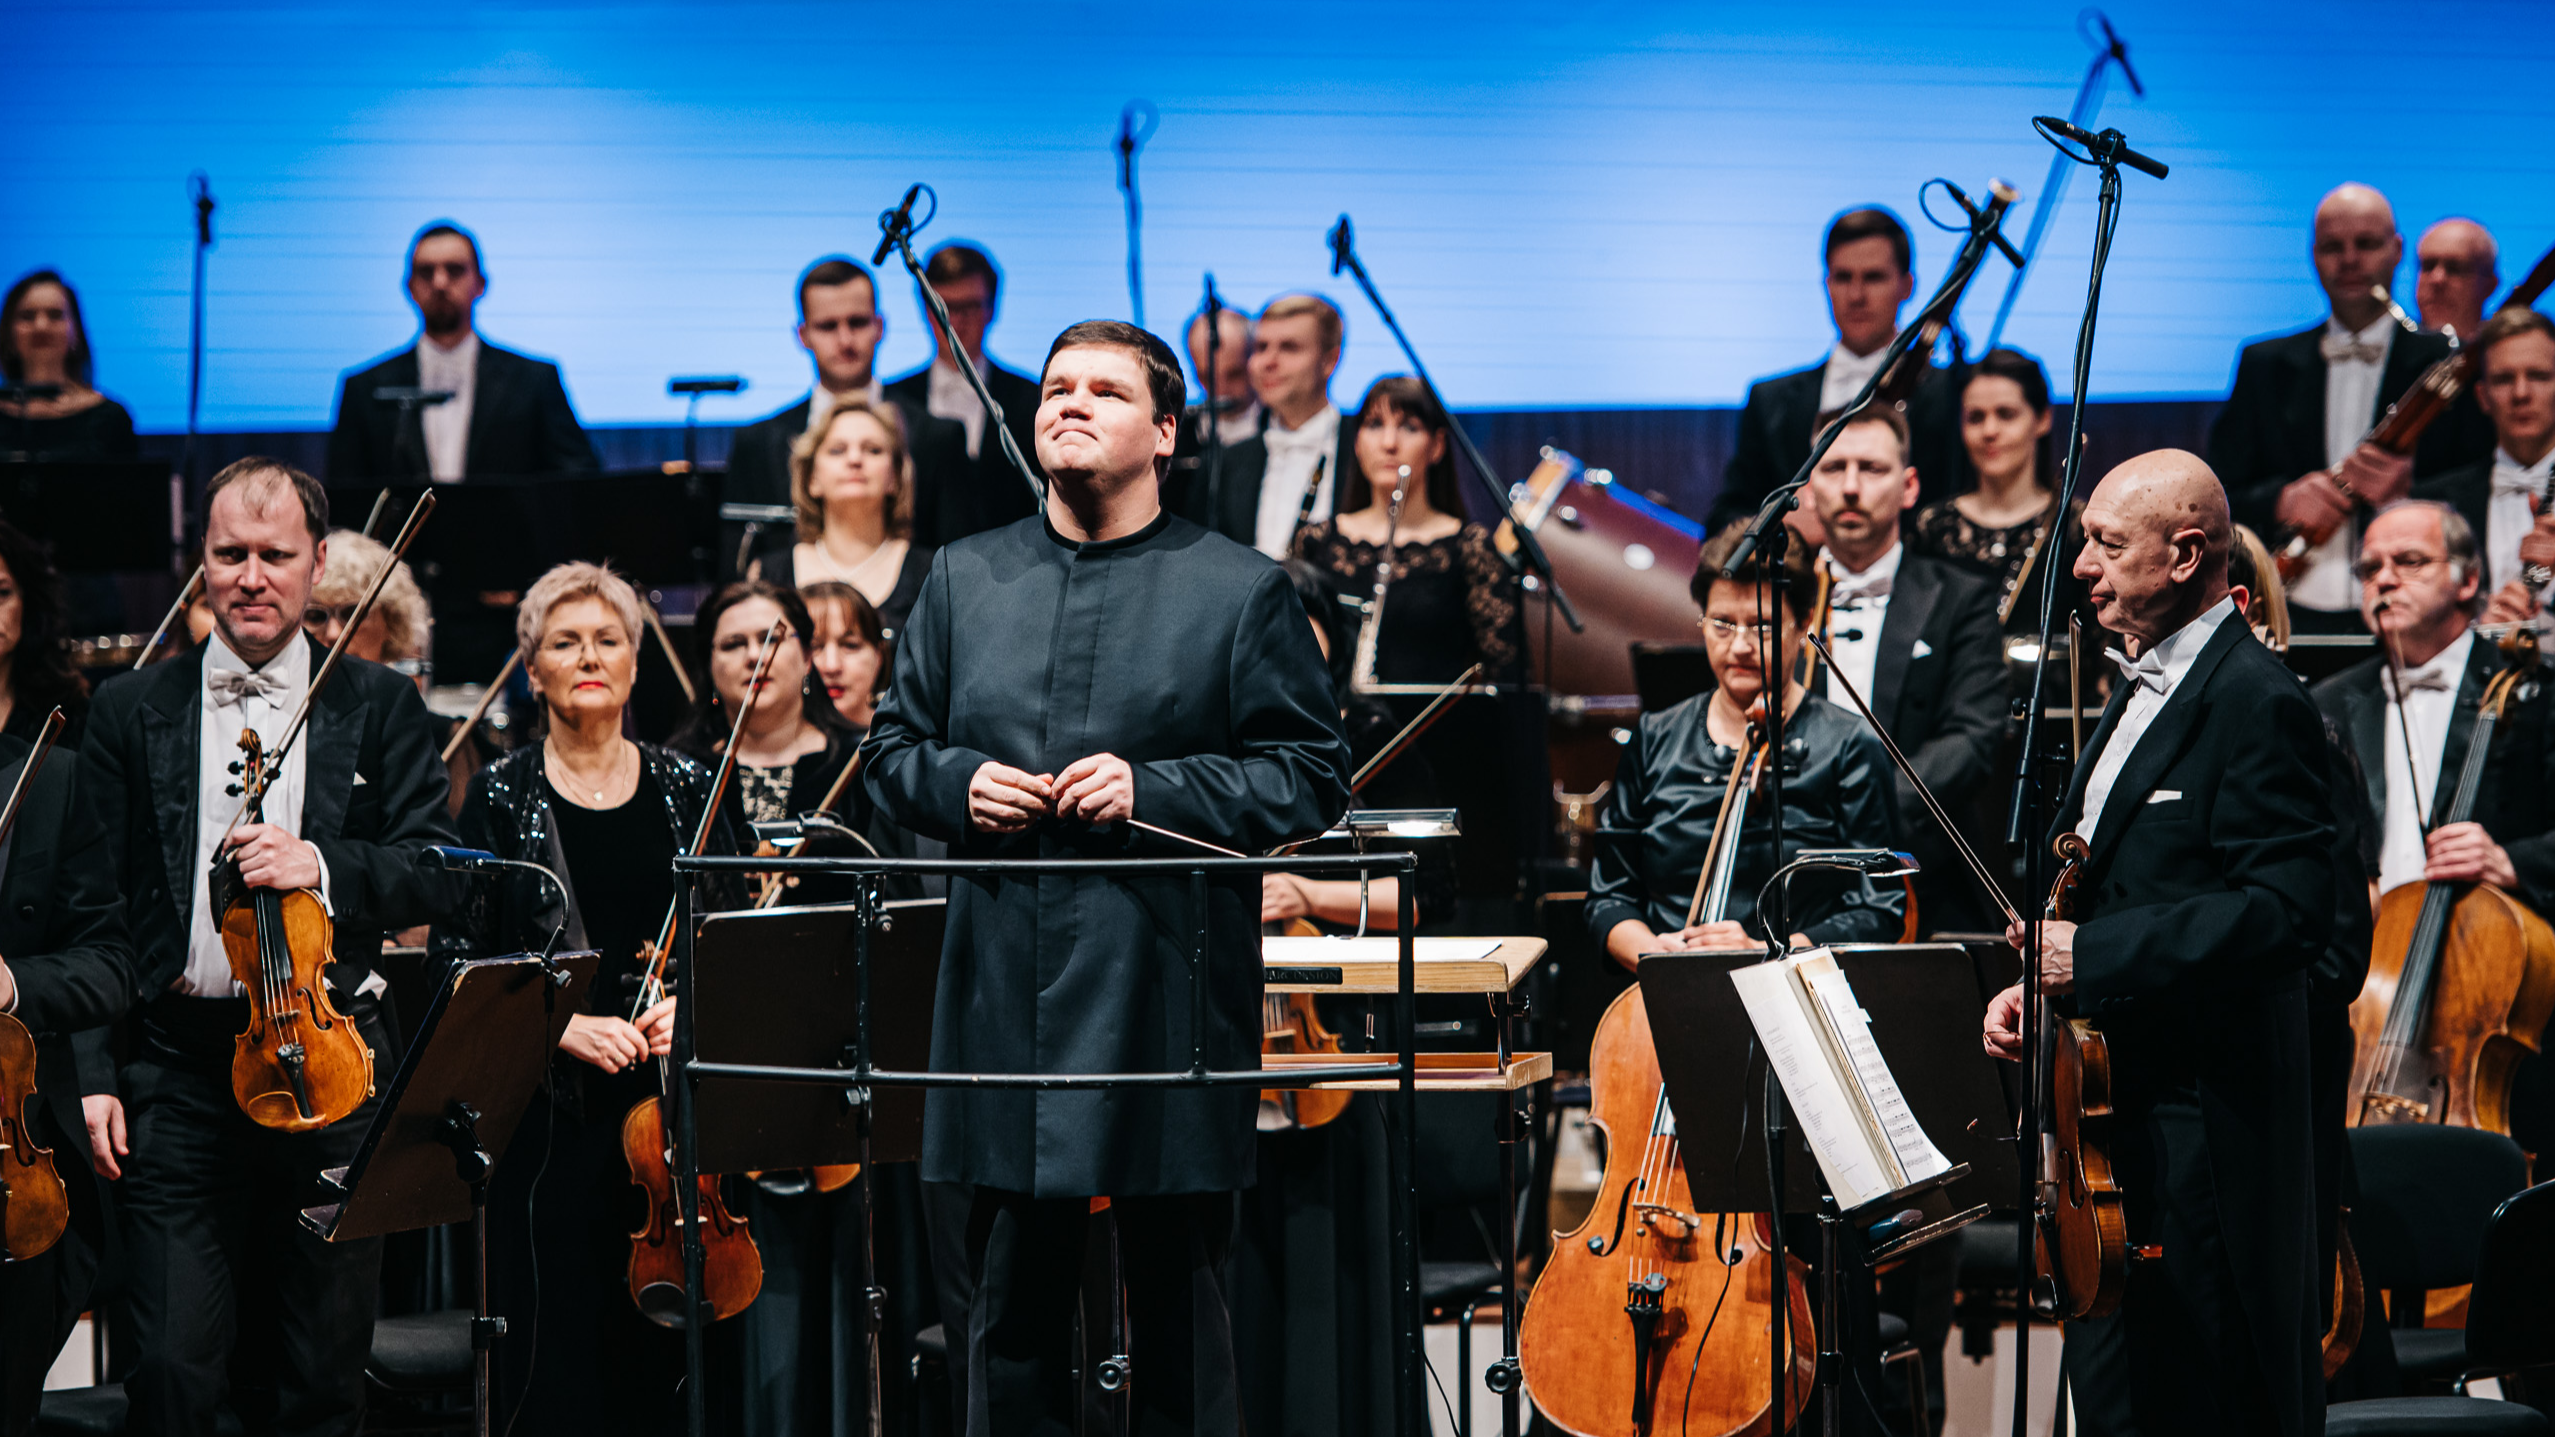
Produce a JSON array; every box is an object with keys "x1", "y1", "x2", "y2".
[{"x1": 308, "y1": 841, "x2": 334, "y2": 913}]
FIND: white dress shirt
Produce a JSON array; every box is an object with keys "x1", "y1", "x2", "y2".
[
  {"x1": 2291, "y1": 316, "x2": 2397, "y2": 611},
  {"x1": 181, "y1": 634, "x2": 330, "y2": 997},
  {"x1": 2485, "y1": 447, "x2": 2555, "y2": 602},
  {"x1": 2075, "y1": 597, "x2": 2237, "y2": 847},
  {"x1": 803, "y1": 379, "x2": 887, "y2": 435},
  {"x1": 414, "y1": 330, "x2": 479, "y2": 483},
  {"x1": 1255, "y1": 403, "x2": 1341, "y2": 559},
  {"x1": 1211, "y1": 398, "x2": 1264, "y2": 448},
  {"x1": 1817, "y1": 340, "x2": 1895, "y2": 417},
  {"x1": 1819, "y1": 540, "x2": 1903, "y2": 717},
  {"x1": 925, "y1": 355, "x2": 987, "y2": 460},
  {"x1": 2377, "y1": 628, "x2": 2473, "y2": 896}
]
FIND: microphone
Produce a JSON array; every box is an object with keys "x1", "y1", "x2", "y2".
[
  {"x1": 428, "y1": 845, "x2": 507, "y2": 871},
  {"x1": 1795, "y1": 848, "x2": 1921, "y2": 877},
  {"x1": 2096, "y1": 12, "x2": 2145, "y2": 98},
  {"x1": 669, "y1": 376, "x2": 745, "y2": 395},
  {"x1": 190, "y1": 172, "x2": 216, "y2": 247},
  {"x1": 1327, "y1": 215, "x2": 1354, "y2": 277},
  {"x1": 2035, "y1": 116, "x2": 2170, "y2": 181},
  {"x1": 873, "y1": 184, "x2": 925, "y2": 267},
  {"x1": 1939, "y1": 180, "x2": 2027, "y2": 268}
]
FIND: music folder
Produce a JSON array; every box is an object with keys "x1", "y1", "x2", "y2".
[{"x1": 1727, "y1": 948, "x2": 1952, "y2": 1211}]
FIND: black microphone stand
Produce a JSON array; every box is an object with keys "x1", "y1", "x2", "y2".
[
  {"x1": 1727, "y1": 176, "x2": 2020, "y2": 1437},
  {"x1": 1325, "y1": 216, "x2": 1583, "y2": 636},
  {"x1": 1982, "y1": 11, "x2": 2145, "y2": 349},
  {"x1": 876, "y1": 185, "x2": 1044, "y2": 514},
  {"x1": 2003, "y1": 117, "x2": 2163, "y2": 1437},
  {"x1": 182, "y1": 172, "x2": 215, "y2": 502},
  {"x1": 1116, "y1": 101, "x2": 1158, "y2": 328},
  {"x1": 1201, "y1": 272, "x2": 1227, "y2": 534}
]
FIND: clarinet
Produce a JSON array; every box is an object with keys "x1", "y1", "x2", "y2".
[{"x1": 1349, "y1": 464, "x2": 1412, "y2": 692}]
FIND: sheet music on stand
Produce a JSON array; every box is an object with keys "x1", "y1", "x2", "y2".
[{"x1": 1728, "y1": 948, "x2": 1951, "y2": 1211}]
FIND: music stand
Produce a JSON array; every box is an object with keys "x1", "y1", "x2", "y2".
[
  {"x1": 0, "y1": 463, "x2": 175, "y2": 572},
  {"x1": 1640, "y1": 942, "x2": 2011, "y2": 1437},
  {"x1": 300, "y1": 950, "x2": 597, "y2": 1437}
]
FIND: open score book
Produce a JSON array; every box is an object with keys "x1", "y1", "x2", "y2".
[{"x1": 1726, "y1": 949, "x2": 1952, "y2": 1211}]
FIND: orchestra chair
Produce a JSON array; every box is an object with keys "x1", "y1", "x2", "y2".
[
  {"x1": 361, "y1": 1308, "x2": 474, "y2": 1433},
  {"x1": 2326, "y1": 1142, "x2": 2555, "y2": 1435},
  {"x1": 2350, "y1": 1126, "x2": 2531, "y2": 1389},
  {"x1": 32, "y1": 1386, "x2": 242, "y2": 1437}
]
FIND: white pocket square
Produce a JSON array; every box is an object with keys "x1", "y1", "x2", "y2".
[
  {"x1": 352, "y1": 773, "x2": 368, "y2": 786},
  {"x1": 1911, "y1": 639, "x2": 1933, "y2": 659},
  {"x1": 2147, "y1": 789, "x2": 2181, "y2": 804}
]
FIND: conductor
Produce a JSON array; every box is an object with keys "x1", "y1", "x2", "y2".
[
  {"x1": 862, "y1": 319, "x2": 1350, "y2": 1435},
  {"x1": 1984, "y1": 450, "x2": 2334, "y2": 1437}
]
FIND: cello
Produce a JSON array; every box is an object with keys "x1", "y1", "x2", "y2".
[
  {"x1": 622, "y1": 616, "x2": 789, "y2": 1326},
  {"x1": 1517, "y1": 709, "x2": 1816, "y2": 1436},
  {"x1": 212, "y1": 492, "x2": 434, "y2": 1131},
  {"x1": 2349, "y1": 627, "x2": 2555, "y2": 1131},
  {"x1": 0, "y1": 708, "x2": 72, "y2": 1262}
]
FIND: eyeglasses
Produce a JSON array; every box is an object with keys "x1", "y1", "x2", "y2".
[
  {"x1": 303, "y1": 604, "x2": 357, "y2": 629},
  {"x1": 1699, "y1": 617, "x2": 1790, "y2": 642},
  {"x1": 2350, "y1": 552, "x2": 2442, "y2": 583}
]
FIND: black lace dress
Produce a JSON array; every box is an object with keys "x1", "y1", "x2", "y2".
[{"x1": 1292, "y1": 519, "x2": 1524, "y2": 899}]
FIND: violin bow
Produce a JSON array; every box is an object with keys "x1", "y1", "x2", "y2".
[
  {"x1": 1347, "y1": 661, "x2": 1483, "y2": 794},
  {"x1": 0, "y1": 709, "x2": 69, "y2": 849},
  {"x1": 2374, "y1": 601, "x2": 2432, "y2": 832},
  {"x1": 438, "y1": 649, "x2": 522, "y2": 765},
  {"x1": 633, "y1": 614, "x2": 787, "y2": 1015},
  {"x1": 1684, "y1": 731, "x2": 1767, "y2": 929},
  {"x1": 1805, "y1": 631, "x2": 2023, "y2": 927},
  {"x1": 132, "y1": 567, "x2": 205, "y2": 671},
  {"x1": 642, "y1": 597, "x2": 699, "y2": 707},
  {"x1": 214, "y1": 492, "x2": 437, "y2": 850}
]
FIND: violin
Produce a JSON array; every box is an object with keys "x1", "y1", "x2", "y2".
[
  {"x1": 1519, "y1": 711, "x2": 1816, "y2": 1436},
  {"x1": 0, "y1": 709, "x2": 71, "y2": 1262},
  {"x1": 209, "y1": 493, "x2": 434, "y2": 1131},
  {"x1": 623, "y1": 617, "x2": 789, "y2": 1327},
  {"x1": 2032, "y1": 831, "x2": 2133, "y2": 1320},
  {"x1": 2349, "y1": 627, "x2": 2555, "y2": 1131}
]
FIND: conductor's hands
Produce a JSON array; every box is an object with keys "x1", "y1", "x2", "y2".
[
  {"x1": 2274, "y1": 471, "x2": 2355, "y2": 537},
  {"x1": 559, "y1": 1012, "x2": 651, "y2": 1073},
  {"x1": 2004, "y1": 918, "x2": 2077, "y2": 994},
  {"x1": 229, "y1": 824, "x2": 322, "y2": 891},
  {"x1": 967, "y1": 762, "x2": 1053, "y2": 834},
  {"x1": 1053, "y1": 753, "x2": 1135, "y2": 825},
  {"x1": 83, "y1": 1094, "x2": 127, "y2": 1180},
  {"x1": 1982, "y1": 983, "x2": 2025, "y2": 1061}
]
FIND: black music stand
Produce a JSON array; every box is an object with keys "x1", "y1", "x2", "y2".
[
  {"x1": 1640, "y1": 942, "x2": 2010, "y2": 1437},
  {"x1": 300, "y1": 950, "x2": 597, "y2": 1437},
  {"x1": 0, "y1": 463, "x2": 174, "y2": 571}
]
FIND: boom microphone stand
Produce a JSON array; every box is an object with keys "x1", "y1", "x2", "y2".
[
  {"x1": 874, "y1": 184, "x2": 1044, "y2": 513},
  {"x1": 1116, "y1": 101, "x2": 1158, "y2": 327},
  {"x1": 1324, "y1": 216, "x2": 1583, "y2": 636},
  {"x1": 1982, "y1": 12, "x2": 2144, "y2": 351},
  {"x1": 182, "y1": 173, "x2": 215, "y2": 496},
  {"x1": 1727, "y1": 176, "x2": 2021, "y2": 1437},
  {"x1": 2004, "y1": 116, "x2": 2166, "y2": 1437},
  {"x1": 1201, "y1": 272, "x2": 1227, "y2": 530}
]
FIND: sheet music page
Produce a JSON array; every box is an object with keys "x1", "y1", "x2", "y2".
[
  {"x1": 1796, "y1": 952, "x2": 1952, "y2": 1185},
  {"x1": 1261, "y1": 936, "x2": 1502, "y2": 963},
  {"x1": 1727, "y1": 958, "x2": 1893, "y2": 1208}
]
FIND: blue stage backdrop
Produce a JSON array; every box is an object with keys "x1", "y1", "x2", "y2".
[{"x1": 10, "y1": 1, "x2": 2554, "y2": 432}]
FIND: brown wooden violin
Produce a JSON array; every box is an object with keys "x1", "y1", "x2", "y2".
[
  {"x1": 623, "y1": 616, "x2": 787, "y2": 1326},
  {"x1": 2033, "y1": 831, "x2": 2133, "y2": 1320},
  {"x1": 2350, "y1": 626, "x2": 2555, "y2": 1131},
  {"x1": 1519, "y1": 710, "x2": 1816, "y2": 1436},
  {"x1": 0, "y1": 709, "x2": 72, "y2": 1262}
]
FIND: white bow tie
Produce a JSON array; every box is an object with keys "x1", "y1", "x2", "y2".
[
  {"x1": 2320, "y1": 331, "x2": 2386, "y2": 367},
  {"x1": 1830, "y1": 569, "x2": 1893, "y2": 606},
  {"x1": 208, "y1": 666, "x2": 286, "y2": 706},
  {"x1": 2385, "y1": 662, "x2": 2457, "y2": 699},
  {"x1": 2493, "y1": 457, "x2": 2552, "y2": 499},
  {"x1": 2107, "y1": 647, "x2": 2170, "y2": 695},
  {"x1": 1265, "y1": 424, "x2": 1327, "y2": 455}
]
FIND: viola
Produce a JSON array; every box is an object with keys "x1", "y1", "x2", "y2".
[
  {"x1": 0, "y1": 709, "x2": 70, "y2": 1262},
  {"x1": 2034, "y1": 831, "x2": 2134, "y2": 1320},
  {"x1": 1259, "y1": 917, "x2": 1353, "y2": 1131},
  {"x1": 1519, "y1": 716, "x2": 1816, "y2": 1435}
]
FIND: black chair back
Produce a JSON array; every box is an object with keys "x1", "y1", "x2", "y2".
[
  {"x1": 2463, "y1": 1179, "x2": 2555, "y2": 1374},
  {"x1": 2347, "y1": 1125, "x2": 2529, "y2": 1294}
]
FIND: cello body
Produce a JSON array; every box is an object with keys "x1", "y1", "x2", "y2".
[
  {"x1": 1519, "y1": 987, "x2": 1814, "y2": 1436},
  {"x1": 0, "y1": 1011, "x2": 68, "y2": 1260},
  {"x1": 624, "y1": 1093, "x2": 764, "y2": 1327},
  {"x1": 2349, "y1": 880, "x2": 2555, "y2": 1131}
]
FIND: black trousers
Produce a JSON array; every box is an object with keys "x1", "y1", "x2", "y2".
[
  {"x1": 963, "y1": 1188, "x2": 1238, "y2": 1437},
  {"x1": 120, "y1": 995, "x2": 386, "y2": 1437},
  {"x1": 0, "y1": 1107, "x2": 103, "y2": 1437}
]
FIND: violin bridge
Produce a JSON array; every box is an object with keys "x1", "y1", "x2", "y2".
[{"x1": 2358, "y1": 1092, "x2": 2429, "y2": 1124}]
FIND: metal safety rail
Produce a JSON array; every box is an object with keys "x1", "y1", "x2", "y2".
[{"x1": 664, "y1": 849, "x2": 1427, "y2": 1437}]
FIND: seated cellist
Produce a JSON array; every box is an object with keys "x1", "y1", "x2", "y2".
[{"x1": 1587, "y1": 518, "x2": 1905, "y2": 970}]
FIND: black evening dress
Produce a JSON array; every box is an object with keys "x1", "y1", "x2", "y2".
[{"x1": 0, "y1": 395, "x2": 138, "y2": 462}]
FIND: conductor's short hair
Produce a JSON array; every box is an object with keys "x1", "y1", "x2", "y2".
[
  {"x1": 1824, "y1": 207, "x2": 1912, "y2": 276},
  {"x1": 1044, "y1": 320, "x2": 1185, "y2": 425}
]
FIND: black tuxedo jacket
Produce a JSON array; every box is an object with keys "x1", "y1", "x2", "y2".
[
  {"x1": 327, "y1": 337, "x2": 600, "y2": 482},
  {"x1": 1821, "y1": 550, "x2": 2008, "y2": 920},
  {"x1": 724, "y1": 393, "x2": 972, "y2": 554},
  {"x1": 884, "y1": 360, "x2": 1044, "y2": 542},
  {"x1": 82, "y1": 640, "x2": 462, "y2": 1008},
  {"x1": 1709, "y1": 355, "x2": 1968, "y2": 531},
  {"x1": 2058, "y1": 616, "x2": 2333, "y2": 1437},
  {"x1": 2, "y1": 732, "x2": 136, "y2": 1203},
  {"x1": 1170, "y1": 407, "x2": 1360, "y2": 549},
  {"x1": 2313, "y1": 637, "x2": 2555, "y2": 915},
  {"x1": 2208, "y1": 323, "x2": 2495, "y2": 538}
]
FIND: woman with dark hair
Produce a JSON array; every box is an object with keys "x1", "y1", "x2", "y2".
[
  {"x1": 668, "y1": 579, "x2": 861, "y2": 826},
  {"x1": 1907, "y1": 346, "x2": 2086, "y2": 631},
  {"x1": 0, "y1": 518, "x2": 89, "y2": 743},
  {"x1": 798, "y1": 579, "x2": 887, "y2": 730},
  {"x1": 0, "y1": 270, "x2": 138, "y2": 463}
]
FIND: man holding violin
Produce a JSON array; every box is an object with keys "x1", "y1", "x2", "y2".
[
  {"x1": 79, "y1": 459, "x2": 459, "y2": 1437},
  {"x1": 1983, "y1": 450, "x2": 2335, "y2": 1437}
]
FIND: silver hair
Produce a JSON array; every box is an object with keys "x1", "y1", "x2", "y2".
[{"x1": 2378, "y1": 499, "x2": 2486, "y2": 619}]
